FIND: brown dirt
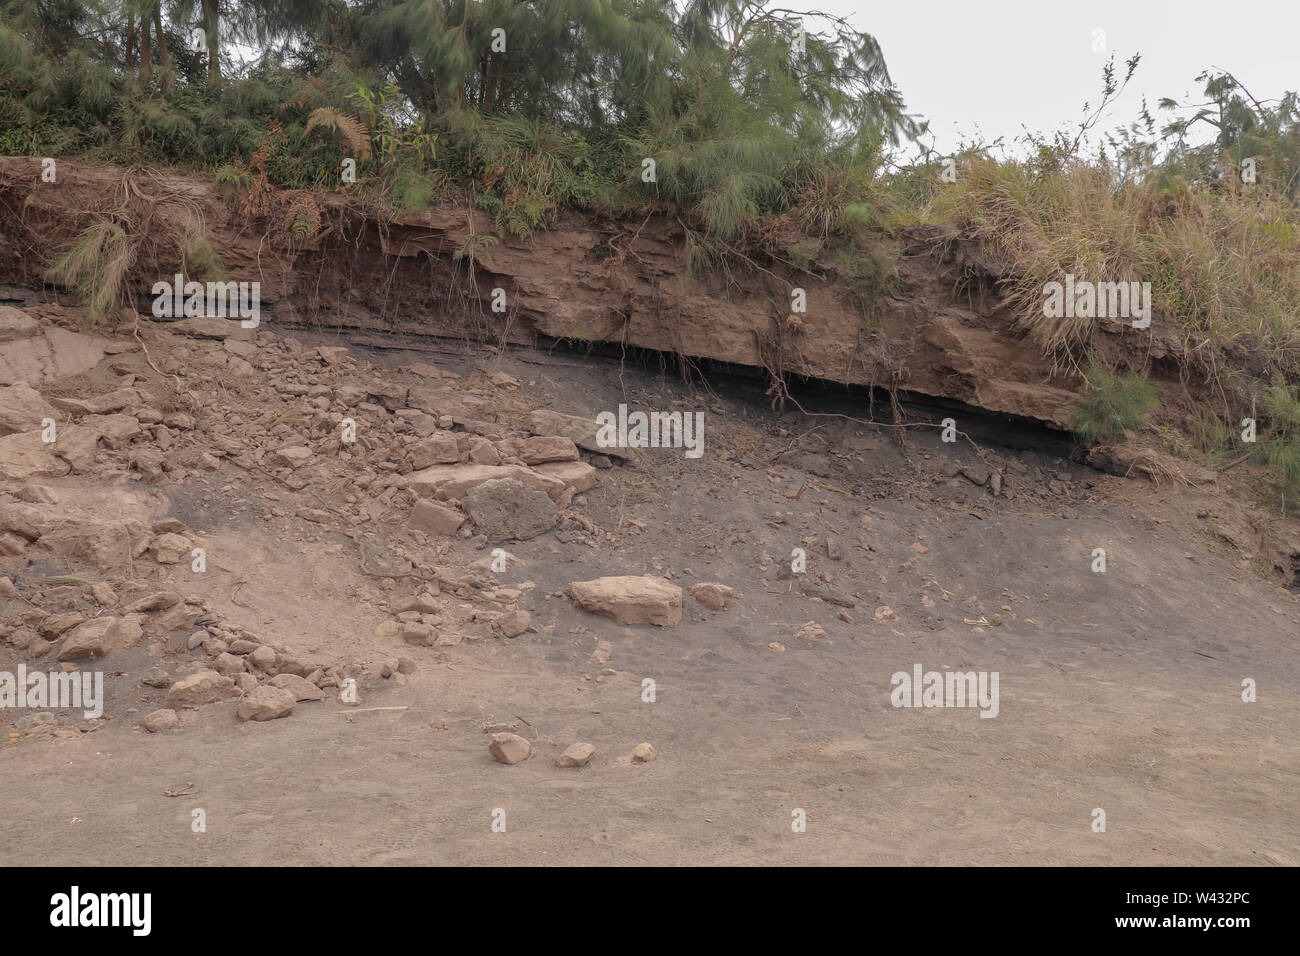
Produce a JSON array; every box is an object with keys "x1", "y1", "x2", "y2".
[
  {"x1": 0, "y1": 157, "x2": 1091, "y2": 427},
  {"x1": 1, "y1": 308, "x2": 1297, "y2": 865}
]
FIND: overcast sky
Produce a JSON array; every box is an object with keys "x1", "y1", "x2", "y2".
[{"x1": 820, "y1": 0, "x2": 1300, "y2": 157}]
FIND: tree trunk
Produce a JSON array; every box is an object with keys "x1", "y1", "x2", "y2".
[
  {"x1": 125, "y1": 15, "x2": 137, "y2": 75},
  {"x1": 203, "y1": 0, "x2": 221, "y2": 83},
  {"x1": 496, "y1": 51, "x2": 510, "y2": 112},
  {"x1": 153, "y1": 7, "x2": 174, "y2": 91},
  {"x1": 138, "y1": 16, "x2": 152, "y2": 87},
  {"x1": 484, "y1": 51, "x2": 502, "y2": 111},
  {"x1": 451, "y1": 0, "x2": 468, "y2": 107}
]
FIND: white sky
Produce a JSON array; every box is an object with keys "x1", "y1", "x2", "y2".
[{"x1": 820, "y1": 0, "x2": 1300, "y2": 156}]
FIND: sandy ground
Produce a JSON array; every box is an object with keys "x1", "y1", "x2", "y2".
[{"x1": 1, "y1": 330, "x2": 1297, "y2": 866}]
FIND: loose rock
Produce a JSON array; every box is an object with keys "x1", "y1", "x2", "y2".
[
  {"x1": 555, "y1": 742, "x2": 597, "y2": 768},
  {"x1": 141, "y1": 709, "x2": 179, "y2": 733},
  {"x1": 569, "y1": 575, "x2": 683, "y2": 626},
  {"x1": 496, "y1": 609, "x2": 530, "y2": 638},
  {"x1": 269, "y1": 673, "x2": 326, "y2": 701},
  {"x1": 149, "y1": 532, "x2": 191, "y2": 564},
  {"x1": 689, "y1": 582, "x2": 734, "y2": 610},
  {"x1": 794, "y1": 620, "x2": 828, "y2": 641},
  {"x1": 489, "y1": 732, "x2": 532, "y2": 765},
  {"x1": 408, "y1": 499, "x2": 465, "y2": 536},
  {"x1": 165, "y1": 670, "x2": 236, "y2": 709},
  {"x1": 236, "y1": 685, "x2": 296, "y2": 721},
  {"x1": 467, "y1": 477, "x2": 559, "y2": 540}
]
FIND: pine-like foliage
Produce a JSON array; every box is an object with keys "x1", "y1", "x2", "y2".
[
  {"x1": 1073, "y1": 358, "x2": 1159, "y2": 443},
  {"x1": 3, "y1": 0, "x2": 921, "y2": 237}
]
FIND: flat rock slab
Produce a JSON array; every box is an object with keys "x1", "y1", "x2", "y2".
[
  {"x1": 405, "y1": 462, "x2": 568, "y2": 504},
  {"x1": 532, "y1": 460, "x2": 597, "y2": 494},
  {"x1": 0, "y1": 314, "x2": 112, "y2": 386},
  {"x1": 162, "y1": 317, "x2": 256, "y2": 341},
  {"x1": 515, "y1": 435, "x2": 580, "y2": 464},
  {"x1": 528, "y1": 409, "x2": 632, "y2": 460}
]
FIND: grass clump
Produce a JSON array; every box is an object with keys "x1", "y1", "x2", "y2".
[
  {"x1": 1256, "y1": 384, "x2": 1300, "y2": 509},
  {"x1": 838, "y1": 243, "x2": 900, "y2": 332},
  {"x1": 1073, "y1": 358, "x2": 1160, "y2": 442},
  {"x1": 45, "y1": 218, "x2": 134, "y2": 323}
]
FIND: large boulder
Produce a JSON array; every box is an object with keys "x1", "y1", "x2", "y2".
[
  {"x1": 165, "y1": 317, "x2": 255, "y2": 341},
  {"x1": 555, "y1": 742, "x2": 597, "y2": 768},
  {"x1": 79, "y1": 413, "x2": 141, "y2": 450},
  {"x1": 569, "y1": 575, "x2": 683, "y2": 626},
  {"x1": 0, "y1": 500, "x2": 47, "y2": 541},
  {"x1": 0, "y1": 305, "x2": 38, "y2": 342},
  {"x1": 47, "y1": 615, "x2": 142, "y2": 656},
  {"x1": 270, "y1": 445, "x2": 313, "y2": 469},
  {"x1": 49, "y1": 424, "x2": 102, "y2": 471},
  {"x1": 467, "y1": 477, "x2": 558, "y2": 541},
  {"x1": 141, "y1": 709, "x2": 180, "y2": 733}
]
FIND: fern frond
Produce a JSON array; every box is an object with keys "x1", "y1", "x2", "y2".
[{"x1": 304, "y1": 107, "x2": 372, "y2": 162}]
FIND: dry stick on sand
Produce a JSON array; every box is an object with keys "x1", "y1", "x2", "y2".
[
  {"x1": 1219, "y1": 451, "x2": 1254, "y2": 472},
  {"x1": 131, "y1": 312, "x2": 182, "y2": 391}
]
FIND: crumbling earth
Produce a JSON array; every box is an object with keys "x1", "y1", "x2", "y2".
[{"x1": 0, "y1": 304, "x2": 1296, "y2": 865}]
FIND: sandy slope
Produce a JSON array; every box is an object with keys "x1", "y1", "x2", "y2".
[{"x1": 1, "y1": 313, "x2": 1297, "y2": 865}]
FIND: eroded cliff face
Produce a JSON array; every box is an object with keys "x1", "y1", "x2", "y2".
[{"x1": 0, "y1": 156, "x2": 1082, "y2": 426}]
